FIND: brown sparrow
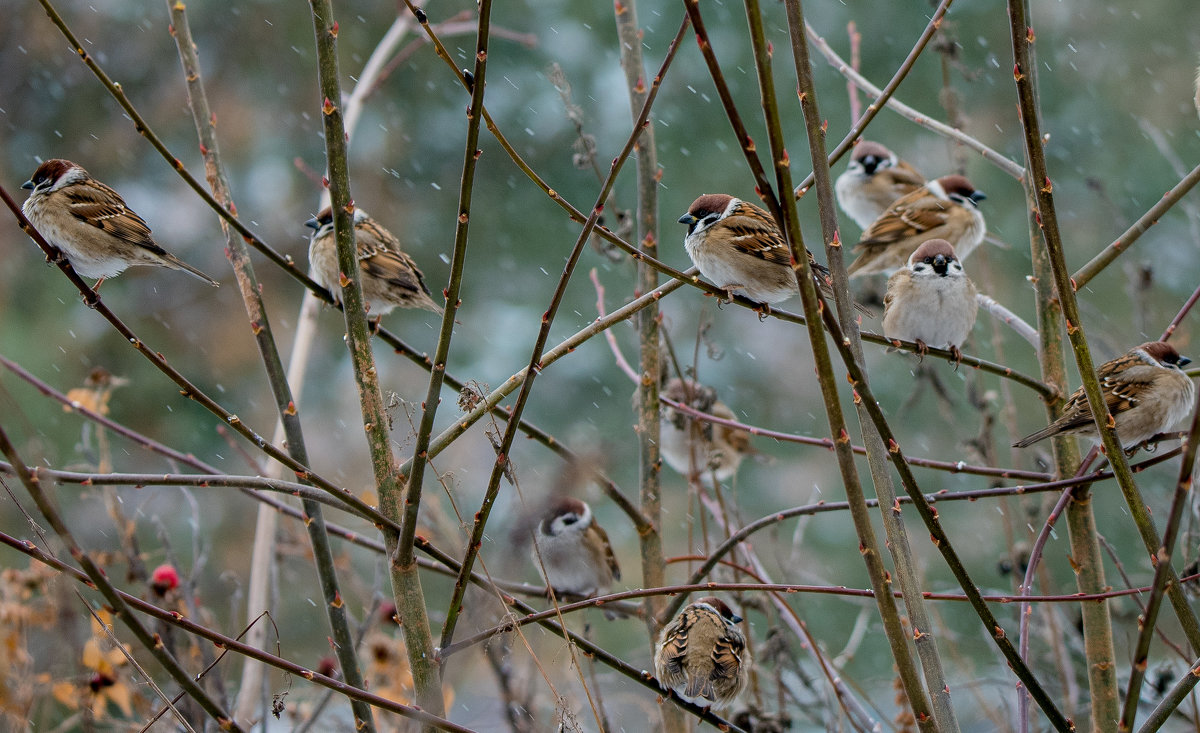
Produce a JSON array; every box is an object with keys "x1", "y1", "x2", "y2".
[
  {"x1": 660, "y1": 378, "x2": 755, "y2": 483},
  {"x1": 306, "y1": 207, "x2": 442, "y2": 316},
  {"x1": 848, "y1": 174, "x2": 986, "y2": 277},
  {"x1": 21, "y1": 159, "x2": 219, "y2": 287},
  {"x1": 834, "y1": 141, "x2": 925, "y2": 231},
  {"x1": 882, "y1": 239, "x2": 978, "y2": 361},
  {"x1": 1014, "y1": 341, "x2": 1195, "y2": 449},
  {"x1": 678, "y1": 193, "x2": 833, "y2": 305},
  {"x1": 655, "y1": 596, "x2": 750, "y2": 709},
  {"x1": 531, "y1": 497, "x2": 620, "y2": 598}
]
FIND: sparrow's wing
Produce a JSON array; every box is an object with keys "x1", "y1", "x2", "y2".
[
  {"x1": 360, "y1": 249, "x2": 434, "y2": 297},
  {"x1": 589, "y1": 523, "x2": 621, "y2": 581},
  {"x1": 881, "y1": 268, "x2": 912, "y2": 319},
  {"x1": 880, "y1": 161, "x2": 926, "y2": 192},
  {"x1": 710, "y1": 626, "x2": 746, "y2": 686},
  {"x1": 62, "y1": 182, "x2": 166, "y2": 254},
  {"x1": 717, "y1": 210, "x2": 793, "y2": 267},
  {"x1": 1014, "y1": 354, "x2": 1155, "y2": 445},
  {"x1": 858, "y1": 191, "x2": 959, "y2": 248},
  {"x1": 655, "y1": 616, "x2": 692, "y2": 690},
  {"x1": 710, "y1": 402, "x2": 756, "y2": 458}
]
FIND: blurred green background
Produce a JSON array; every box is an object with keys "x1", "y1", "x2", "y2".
[{"x1": 2, "y1": 0, "x2": 1199, "y2": 729}]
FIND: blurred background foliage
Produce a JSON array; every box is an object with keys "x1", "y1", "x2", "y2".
[{"x1": 1, "y1": 0, "x2": 1199, "y2": 729}]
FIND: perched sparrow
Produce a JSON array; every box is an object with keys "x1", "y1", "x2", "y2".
[
  {"x1": 1014, "y1": 341, "x2": 1195, "y2": 449},
  {"x1": 678, "y1": 194, "x2": 832, "y2": 305},
  {"x1": 655, "y1": 596, "x2": 750, "y2": 709},
  {"x1": 660, "y1": 378, "x2": 755, "y2": 483},
  {"x1": 531, "y1": 497, "x2": 620, "y2": 598},
  {"x1": 848, "y1": 174, "x2": 987, "y2": 277},
  {"x1": 306, "y1": 207, "x2": 442, "y2": 316},
  {"x1": 21, "y1": 159, "x2": 219, "y2": 287},
  {"x1": 882, "y1": 239, "x2": 978, "y2": 361},
  {"x1": 834, "y1": 141, "x2": 925, "y2": 231}
]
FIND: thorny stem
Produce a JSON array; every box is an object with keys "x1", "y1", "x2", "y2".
[
  {"x1": 804, "y1": 21, "x2": 1025, "y2": 182},
  {"x1": 785, "y1": 1, "x2": 957, "y2": 728},
  {"x1": 1072, "y1": 160, "x2": 1200, "y2": 290},
  {"x1": 1120, "y1": 392, "x2": 1200, "y2": 730},
  {"x1": 0, "y1": 427, "x2": 244, "y2": 732},
  {"x1": 306, "y1": 0, "x2": 443, "y2": 719},
  {"x1": 612, "y1": 1, "x2": 672, "y2": 706},
  {"x1": 167, "y1": 5, "x2": 372, "y2": 729},
  {"x1": 791, "y1": 0, "x2": 957, "y2": 198},
  {"x1": 738, "y1": 0, "x2": 935, "y2": 726},
  {"x1": 1013, "y1": 9, "x2": 1116, "y2": 730},
  {"x1": 1007, "y1": 0, "x2": 1200, "y2": 669},
  {"x1": 436, "y1": 15, "x2": 689, "y2": 651}
]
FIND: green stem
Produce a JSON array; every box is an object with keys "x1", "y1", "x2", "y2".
[
  {"x1": 784, "y1": 0, "x2": 957, "y2": 729},
  {"x1": 737, "y1": 0, "x2": 936, "y2": 725},
  {"x1": 166, "y1": 5, "x2": 372, "y2": 728},
  {"x1": 306, "y1": 0, "x2": 442, "y2": 719}
]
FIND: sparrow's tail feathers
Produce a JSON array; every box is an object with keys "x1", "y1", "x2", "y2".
[
  {"x1": 166, "y1": 255, "x2": 220, "y2": 287},
  {"x1": 684, "y1": 676, "x2": 714, "y2": 702},
  {"x1": 1013, "y1": 426, "x2": 1055, "y2": 448}
]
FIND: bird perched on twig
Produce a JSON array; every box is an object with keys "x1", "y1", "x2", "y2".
[
  {"x1": 655, "y1": 596, "x2": 750, "y2": 710},
  {"x1": 848, "y1": 174, "x2": 986, "y2": 277},
  {"x1": 306, "y1": 207, "x2": 442, "y2": 316},
  {"x1": 882, "y1": 239, "x2": 978, "y2": 363},
  {"x1": 21, "y1": 159, "x2": 219, "y2": 288},
  {"x1": 1014, "y1": 341, "x2": 1195, "y2": 449},
  {"x1": 834, "y1": 141, "x2": 924, "y2": 231},
  {"x1": 659, "y1": 378, "x2": 756, "y2": 484},
  {"x1": 678, "y1": 193, "x2": 868, "y2": 313},
  {"x1": 530, "y1": 497, "x2": 620, "y2": 598}
]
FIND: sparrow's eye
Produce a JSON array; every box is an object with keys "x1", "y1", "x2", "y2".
[{"x1": 561, "y1": 514, "x2": 578, "y2": 525}]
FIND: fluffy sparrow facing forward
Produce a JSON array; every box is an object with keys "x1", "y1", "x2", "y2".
[
  {"x1": 660, "y1": 378, "x2": 755, "y2": 483},
  {"x1": 1014, "y1": 341, "x2": 1195, "y2": 449},
  {"x1": 531, "y1": 497, "x2": 620, "y2": 598},
  {"x1": 306, "y1": 207, "x2": 442, "y2": 316},
  {"x1": 21, "y1": 159, "x2": 219, "y2": 287},
  {"x1": 678, "y1": 193, "x2": 833, "y2": 305},
  {"x1": 655, "y1": 596, "x2": 750, "y2": 710},
  {"x1": 882, "y1": 239, "x2": 978, "y2": 362},
  {"x1": 834, "y1": 141, "x2": 925, "y2": 231},
  {"x1": 848, "y1": 174, "x2": 986, "y2": 277}
]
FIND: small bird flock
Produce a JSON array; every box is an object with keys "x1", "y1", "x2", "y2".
[{"x1": 19, "y1": 144, "x2": 1196, "y2": 715}]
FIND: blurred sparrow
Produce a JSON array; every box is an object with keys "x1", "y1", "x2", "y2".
[
  {"x1": 834, "y1": 141, "x2": 925, "y2": 231},
  {"x1": 678, "y1": 193, "x2": 832, "y2": 305},
  {"x1": 1014, "y1": 341, "x2": 1195, "y2": 449},
  {"x1": 660, "y1": 378, "x2": 755, "y2": 483},
  {"x1": 306, "y1": 207, "x2": 442, "y2": 316},
  {"x1": 655, "y1": 596, "x2": 750, "y2": 709},
  {"x1": 882, "y1": 239, "x2": 978, "y2": 362},
  {"x1": 21, "y1": 159, "x2": 219, "y2": 287},
  {"x1": 848, "y1": 174, "x2": 986, "y2": 277},
  {"x1": 531, "y1": 497, "x2": 620, "y2": 598}
]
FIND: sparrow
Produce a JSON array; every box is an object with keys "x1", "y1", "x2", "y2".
[
  {"x1": 882, "y1": 239, "x2": 978, "y2": 361},
  {"x1": 848, "y1": 174, "x2": 987, "y2": 277},
  {"x1": 678, "y1": 193, "x2": 833, "y2": 306},
  {"x1": 655, "y1": 596, "x2": 750, "y2": 710},
  {"x1": 21, "y1": 159, "x2": 219, "y2": 287},
  {"x1": 659, "y1": 378, "x2": 756, "y2": 483},
  {"x1": 531, "y1": 497, "x2": 620, "y2": 598},
  {"x1": 306, "y1": 207, "x2": 442, "y2": 316},
  {"x1": 1014, "y1": 341, "x2": 1196, "y2": 449},
  {"x1": 834, "y1": 141, "x2": 925, "y2": 231}
]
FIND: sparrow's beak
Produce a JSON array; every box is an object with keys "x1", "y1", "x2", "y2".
[
  {"x1": 304, "y1": 216, "x2": 321, "y2": 230},
  {"x1": 1179, "y1": 355, "x2": 1193, "y2": 367},
  {"x1": 729, "y1": 612, "x2": 744, "y2": 624},
  {"x1": 969, "y1": 190, "x2": 987, "y2": 204},
  {"x1": 678, "y1": 212, "x2": 698, "y2": 226},
  {"x1": 932, "y1": 254, "x2": 948, "y2": 276},
  {"x1": 860, "y1": 155, "x2": 880, "y2": 175},
  {"x1": 20, "y1": 180, "x2": 34, "y2": 190}
]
